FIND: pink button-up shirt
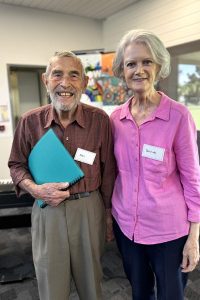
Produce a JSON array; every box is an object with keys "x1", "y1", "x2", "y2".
[{"x1": 110, "y1": 92, "x2": 200, "y2": 244}]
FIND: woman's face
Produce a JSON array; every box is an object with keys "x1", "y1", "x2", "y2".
[{"x1": 123, "y1": 42, "x2": 160, "y2": 95}]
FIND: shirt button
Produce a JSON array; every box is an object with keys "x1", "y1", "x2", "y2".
[{"x1": 66, "y1": 137, "x2": 69, "y2": 141}]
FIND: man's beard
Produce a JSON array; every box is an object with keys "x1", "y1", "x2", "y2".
[{"x1": 49, "y1": 91, "x2": 82, "y2": 112}]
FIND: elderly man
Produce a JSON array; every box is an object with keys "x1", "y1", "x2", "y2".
[{"x1": 8, "y1": 51, "x2": 116, "y2": 300}]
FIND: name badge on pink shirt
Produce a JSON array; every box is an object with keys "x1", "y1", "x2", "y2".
[{"x1": 142, "y1": 144, "x2": 165, "y2": 161}]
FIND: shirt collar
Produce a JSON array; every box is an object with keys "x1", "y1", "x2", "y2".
[
  {"x1": 44, "y1": 103, "x2": 86, "y2": 129},
  {"x1": 154, "y1": 92, "x2": 171, "y2": 121},
  {"x1": 120, "y1": 97, "x2": 133, "y2": 120},
  {"x1": 74, "y1": 103, "x2": 86, "y2": 128},
  {"x1": 44, "y1": 104, "x2": 54, "y2": 128},
  {"x1": 119, "y1": 92, "x2": 171, "y2": 121}
]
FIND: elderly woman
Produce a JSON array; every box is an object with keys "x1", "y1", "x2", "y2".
[{"x1": 110, "y1": 29, "x2": 200, "y2": 299}]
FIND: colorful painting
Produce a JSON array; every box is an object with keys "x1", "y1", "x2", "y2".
[{"x1": 78, "y1": 52, "x2": 132, "y2": 106}]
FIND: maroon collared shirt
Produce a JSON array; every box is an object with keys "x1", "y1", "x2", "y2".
[{"x1": 8, "y1": 103, "x2": 116, "y2": 208}]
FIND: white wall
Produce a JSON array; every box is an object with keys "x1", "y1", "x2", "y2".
[
  {"x1": 103, "y1": 0, "x2": 200, "y2": 51},
  {"x1": 0, "y1": 3, "x2": 102, "y2": 179}
]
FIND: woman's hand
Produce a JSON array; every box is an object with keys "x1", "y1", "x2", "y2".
[{"x1": 181, "y1": 222, "x2": 200, "y2": 272}]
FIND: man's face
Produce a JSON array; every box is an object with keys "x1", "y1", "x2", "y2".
[{"x1": 43, "y1": 56, "x2": 88, "y2": 112}]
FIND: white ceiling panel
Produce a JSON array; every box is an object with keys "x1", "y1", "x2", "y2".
[{"x1": 0, "y1": 0, "x2": 140, "y2": 19}]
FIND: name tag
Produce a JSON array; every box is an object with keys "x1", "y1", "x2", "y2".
[
  {"x1": 74, "y1": 148, "x2": 96, "y2": 165},
  {"x1": 142, "y1": 144, "x2": 165, "y2": 161}
]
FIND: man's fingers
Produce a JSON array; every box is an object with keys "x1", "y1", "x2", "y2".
[{"x1": 59, "y1": 182, "x2": 69, "y2": 190}]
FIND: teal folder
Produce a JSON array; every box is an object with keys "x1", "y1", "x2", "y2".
[{"x1": 28, "y1": 129, "x2": 84, "y2": 208}]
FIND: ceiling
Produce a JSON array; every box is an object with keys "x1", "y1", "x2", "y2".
[{"x1": 0, "y1": 0, "x2": 140, "y2": 20}]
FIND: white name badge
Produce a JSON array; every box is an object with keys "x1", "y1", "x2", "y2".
[
  {"x1": 142, "y1": 144, "x2": 165, "y2": 161},
  {"x1": 74, "y1": 148, "x2": 96, "y2": 165}
]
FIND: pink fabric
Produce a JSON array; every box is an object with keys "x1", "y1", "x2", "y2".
[{"x1": 110, "y1": 92, "x2": 200, "y2": 244}]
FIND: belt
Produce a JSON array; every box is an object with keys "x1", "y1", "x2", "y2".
[{"x1": 68, "y1": 192, "x2": 91, "y2": 201}]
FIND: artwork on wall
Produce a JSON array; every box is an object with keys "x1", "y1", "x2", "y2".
[{"x1": 78, "y1": 52, "x2": 132, "y2": 109}]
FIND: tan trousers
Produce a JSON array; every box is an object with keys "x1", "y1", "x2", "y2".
[{"x1": 31, "y1": 190, "x2": 105, "y2": 300}]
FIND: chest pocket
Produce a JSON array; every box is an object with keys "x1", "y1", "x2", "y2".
[{"x1": 142, "y1": 153, "x2": 168, "y2": 185}]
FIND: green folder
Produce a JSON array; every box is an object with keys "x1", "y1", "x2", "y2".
[{"x1": 28, "y1": 129, "x2": 84, "y2": 208}]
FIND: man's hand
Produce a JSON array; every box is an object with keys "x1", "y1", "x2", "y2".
[
  {"x1": 105, "y1": 208, "x2": 114, "y2": 242},
  {"x1": 35, "y1": 182, "x2": 70, "y2": 207},
  {"x1": 19, "y1": 179, "x2": 70, "y2": 207}
]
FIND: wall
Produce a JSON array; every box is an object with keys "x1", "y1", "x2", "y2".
[
  {"x1": 0, "y1": 3, "x2": 102, "y2": 179},
  {"x1": 103, "y1": 0, "x2": 200, "y2": 51}
]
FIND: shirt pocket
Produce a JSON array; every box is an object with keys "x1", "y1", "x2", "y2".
[{"x1": 142, "y1": 154, "x2": 168, "y2": 185}]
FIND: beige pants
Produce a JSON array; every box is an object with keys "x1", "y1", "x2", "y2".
[{"x1": 31, "y1": 190, "x2": 105, "y2": 300}]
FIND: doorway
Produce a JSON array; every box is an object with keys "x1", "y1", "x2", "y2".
[{"x1": 8, "y1": 65, "x2": 48, "y2": 129}]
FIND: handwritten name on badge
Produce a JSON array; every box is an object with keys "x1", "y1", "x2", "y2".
[
  {"x1": 142, "y1": 144, "x2": 165, "y2": 161},
  {"x1": 74, "y1": 148, "x2": 96, "y2": 165}
]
